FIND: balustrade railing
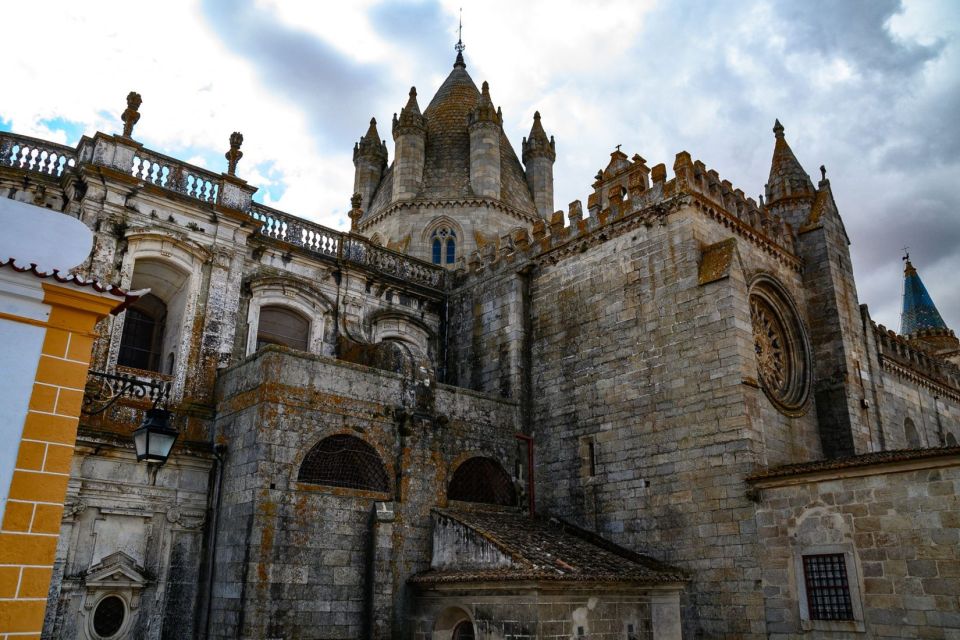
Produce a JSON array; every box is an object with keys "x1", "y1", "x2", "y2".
[
  {"x1": 0, "y1": 132, "x2": 77, "y2": 177},
  {"x1": 251, "y1": 204, "x2": 444, "y2": 288},
  {"x1": 2, "y1": 129, "x2": 444, "y2": 289},
  {"x1": 344, "y1": 236, "x2": 445, "y2": 288},
  {"x1": 132, "y1": 148, "x2": 220, "y2": 204}
]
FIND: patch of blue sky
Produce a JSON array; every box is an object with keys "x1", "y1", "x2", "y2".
[
  {"x1": 39, "y1": 117, "x2": 86, "y2": 145},
  {"x1": 0, "y1": 115, "x2": 11, "y2": 132}
]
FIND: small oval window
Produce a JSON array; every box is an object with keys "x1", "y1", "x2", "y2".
[{"x1": 93, "y1": 595, "x2": 126, "y2": 638}]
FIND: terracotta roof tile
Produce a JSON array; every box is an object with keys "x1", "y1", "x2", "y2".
[
  {"x1": 409, "y1": 509, "x2": 685, "y2": 586},
  {"x1": 1, "y1": 258, "x2": 143, "y2": 313}
]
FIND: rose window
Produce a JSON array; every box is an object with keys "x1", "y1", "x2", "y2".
[{"x1": 749, "y1": 281, "x2": 810, "y2": 415}]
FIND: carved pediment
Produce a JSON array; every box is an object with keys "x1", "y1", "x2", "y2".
[{"x1": 85, "y1": 551, "x2": 150, "y2": 589}]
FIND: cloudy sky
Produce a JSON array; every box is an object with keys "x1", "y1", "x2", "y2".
[{"x1": 2, "y1": 0, "x2": 958, "y2": 330}]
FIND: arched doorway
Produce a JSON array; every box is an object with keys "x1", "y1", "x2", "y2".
[{"x1": 452, "y1": 620, "x2": 475, "y2": 640}]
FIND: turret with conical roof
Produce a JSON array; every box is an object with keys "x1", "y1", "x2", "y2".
[
  {"x1": 900, "y1": 256, "x2": 959, "y2": 360},
  {"x1": 468, "y1": 81, "x2": 502, "y2": 199},
  {"x1": 353, "y1": 117, "x2": 388, "y2": 210},
  {"x1": 522, "y1": 111, "x2": 556, "y2": 218},
  {"x1": 392, "y1": 87, "x2": 427, "y2": 202},
  {"x1": 353, "y1": 46, "x2": 542, "y2": 266}
]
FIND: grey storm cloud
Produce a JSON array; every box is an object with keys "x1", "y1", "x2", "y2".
[
  {"x1": 199, "y1": 0, "x2": 388, "y2": 151},
  {"x1": 194, "y1": 0, "x2": 958, "y2": 330}
]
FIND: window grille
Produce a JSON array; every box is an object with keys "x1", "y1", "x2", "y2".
[
  {"x1": 448, "y1": 457, "x2": 516, "y2": 506},
  {"x1": 92, "y1": 595, "x2": 125, "y2": 638},
  {"x1": 298, "y1": 434, "x2": 389, "y2": 492},
  {"x1": 803, "y1": 554, "x2": 854, "y2": 620},
  {"x1": 118, "y1": 293, "x2": 166, "y2": 372}
]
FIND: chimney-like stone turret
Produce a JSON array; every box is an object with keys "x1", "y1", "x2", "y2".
[
  {"x1": 522, "y1": 111, "x2": 556, "y2": 218},
  {"x1": 392, "y1": 87, "x2": 426, "y2": 202},
  {"x1": 468, "y1": 81, "x2": 501, "y2": 199},
  {"x1": 353, "y1": 118, "x2": 388, "y2": 209}
]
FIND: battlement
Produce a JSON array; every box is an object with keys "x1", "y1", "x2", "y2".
[
  {"x1": 873, "y1": 321, "x2": 960, "y2": 395},
  {"x1": 453, "y1": 147, "x2": 804, "y2": 283}
]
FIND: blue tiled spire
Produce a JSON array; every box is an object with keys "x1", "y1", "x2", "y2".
[{"x1": 900, "y1": 259, "x2": 948, "y2": 335}]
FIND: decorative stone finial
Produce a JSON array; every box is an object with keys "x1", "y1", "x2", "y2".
[
  {"x1": 348, "y1": 193, "x2": 364, "y2": 230},
  {"x1": 773, "y1": 119, "x2": 784, "y2": 139},
  {"x1": 121, "y1": 91, "x2": 142, "y2": 138},
  {"x1": 820, "y1": 165, "x2": 826, "y2": 181},
  {"x1": 225, "y1": 132, "x2": 244, "y2": 176}
]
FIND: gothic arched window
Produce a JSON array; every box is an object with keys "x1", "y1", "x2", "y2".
[
  {"x1": 430, "y1": 228, "x2": 456, "y2": 265},
  {"x1": 298, "y1": 434, "x2": 389, "y2": 492},
  {"x1": 448, "y1": 457, "x2": 516, "y2": 506},
  {"x1": 257, "y1": 306, "x2": 309, "y2": 351}
]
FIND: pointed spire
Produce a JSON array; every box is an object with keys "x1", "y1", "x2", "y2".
[
  {"x1": 765, "y1": 119, "x2": 814, "y2": 204},
  {"x1": 522, "y1": 111, "x2": 556, "y2": 163},
  {"x1": 454, "y1": 8, "x2": 466, "y2": 69},
  {"x1": 354, "y1": 116, "x2": 388, "y2": 165},
  {"x1": 469, "y1": 80, "x2": 499, "y2": 126},
  {"x1": 393, "y1": 87, "x2": 426, "y2": 136},
  {"x1": 900, "y1": 257, "x2": 949, "y2": 335}
]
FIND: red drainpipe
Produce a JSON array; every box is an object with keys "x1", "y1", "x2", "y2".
[{"x1": 515, "y1": 433, "x2": 535, "y2": 516}]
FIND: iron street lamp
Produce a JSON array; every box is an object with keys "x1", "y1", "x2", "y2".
[{"x1": 132, "y1": 407, "x2": 178, "y2": 464}]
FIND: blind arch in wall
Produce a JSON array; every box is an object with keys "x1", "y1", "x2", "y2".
[
  {"x1": 298, "y1": 434, "x2": 389, "y2": 492},
  {"x1": 447, "y1": 457, "x2": 516, "y2": 506}
]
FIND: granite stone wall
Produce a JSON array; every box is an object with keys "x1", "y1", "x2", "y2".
[
  {"x1": 752, "y1": 455, "x2": 960, "y2": 639},
  {"x1": 210, "y1": 347, "x2": 519, "y2": 639}
]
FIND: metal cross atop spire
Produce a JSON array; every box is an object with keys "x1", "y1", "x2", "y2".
[
  {"x1": 455, "y1": 8, "x2": 465, "y2": 54},
  {"x1": 902, "y1": 246, "x2": 910, "y2": 261}
]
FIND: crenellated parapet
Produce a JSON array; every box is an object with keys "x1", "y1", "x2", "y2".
[
  {"x1": 873, "y1": 321, "x2": 960, "y2": 399},
  {"x1": 452, "y1": 146, "x2": 807, "y2": 284},
  {"x1": 669, "y1": 151, "x2": 798, "y2": 258}
]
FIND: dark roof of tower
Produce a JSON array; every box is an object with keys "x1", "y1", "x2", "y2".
[
  {"x1": 766, "y1": 119, "x2": 815, "y2": 204},
  {"x1": 901, "y1": 259, "x2": 949, "y2": 335},
  {"x1": 361, "y1": 57, "x2": 537, "y2": 223}
]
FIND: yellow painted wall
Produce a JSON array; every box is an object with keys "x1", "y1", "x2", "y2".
[{"x1": 0, "y1": 283, "x2": 120, "y2": 639}]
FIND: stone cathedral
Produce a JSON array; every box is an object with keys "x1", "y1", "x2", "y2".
[{"x1": 1, "y1": 47, "x2": 958, "y2": 640}]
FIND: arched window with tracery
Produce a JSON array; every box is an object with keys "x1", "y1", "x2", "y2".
[
  {"x1": 431, "y1": 227, "x2": 456, "y2": 265},
  {"x1": 447, "y1": 457, "x2": 516, "y2": 506},
  {"x1": 257, "y1": 306, "x2": 310, "y2": 351},
  {"x1": 298, "y1": 434, "x2": 389, "y2": 492}
]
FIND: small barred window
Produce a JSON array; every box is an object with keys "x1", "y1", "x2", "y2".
[
  {"x1": 448, "y1": 457, "x2": 516, "y2": 506},
  {"x1": 803, "y1": 554, "x2": 854, "y2": 621},
  {"x1": 298, "y1": 434, "x2": 389, "y2": 492}
]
